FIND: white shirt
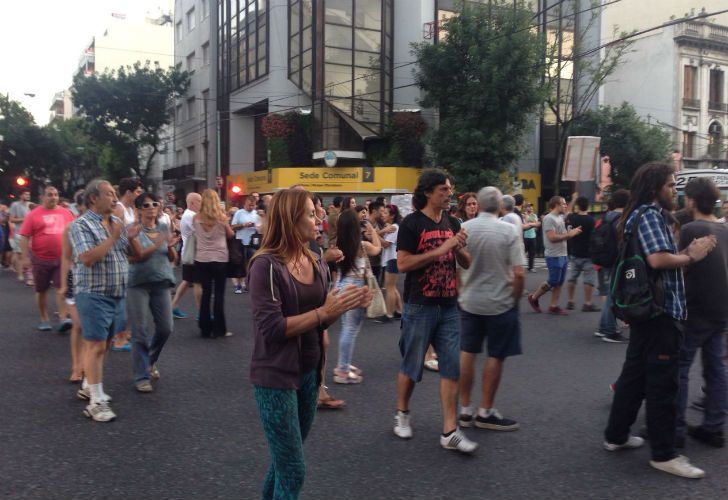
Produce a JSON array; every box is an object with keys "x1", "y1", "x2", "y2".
[
  {"x1": 381, "y1": 223, "x2": 399, "y2": 262},
  {"x1": 119, "y1": 202, "x2": 136, "y2": 226},
  {"x1": 231, "y1": 208, "x2": 261, "y2": 245},
  {"x1": 180, "y1": 209, "x2": 196, "y2": 254}
]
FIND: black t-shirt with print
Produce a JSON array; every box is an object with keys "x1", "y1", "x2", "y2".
[{"x1": 397, "y1": 210, "x2": 460, "y2": 306}]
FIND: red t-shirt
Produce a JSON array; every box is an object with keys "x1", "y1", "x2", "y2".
[{"x1": 19, "y1": 206, "x2": 74, "y2": 261}]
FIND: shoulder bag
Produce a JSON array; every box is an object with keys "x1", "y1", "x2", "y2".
[
  {"x1": 363, "y1": 248, "x2": 386, "y2": 318},
  {"x1": 181, "y1": 232, "x2": 196, "y2": 265}
]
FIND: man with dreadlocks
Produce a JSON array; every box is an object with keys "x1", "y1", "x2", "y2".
[{"x1": 603, "y1": 162, "x2": 716, "y2": 479}]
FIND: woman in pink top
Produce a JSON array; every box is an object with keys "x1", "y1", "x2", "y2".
[{"x1": 193, "y1": 189, "x2": 234, "y2": 338}]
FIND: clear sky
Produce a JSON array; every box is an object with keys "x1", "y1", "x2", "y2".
[{"x1": 0, "y1": 1, "x2": 172, "y2": 126}]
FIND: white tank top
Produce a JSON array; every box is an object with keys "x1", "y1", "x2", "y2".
[{"x1": 120, "y1": 202, "x2": 135, "y2": 226}]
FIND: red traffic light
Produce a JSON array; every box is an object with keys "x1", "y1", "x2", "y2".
[
  {"x1": 15, "y1": 176, "x2": 28, "y2": 187},
  {"x1": 230, "y1": 185, "x2": 242, "y2": 195}
]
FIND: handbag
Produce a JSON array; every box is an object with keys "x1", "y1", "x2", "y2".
[
  {"x1": 227, "y1": 237, "x2": 243, "y2": 266},
  {"x1": 181, "y1": 232, "x2": 196, "y2": 265},
  {"x1": 363, "y1": 250, "x2": 386, "y2": 318}
]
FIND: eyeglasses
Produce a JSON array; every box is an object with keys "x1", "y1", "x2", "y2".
[{"x1": 141, "y1": 202, "x2": 160, "y2": 209}]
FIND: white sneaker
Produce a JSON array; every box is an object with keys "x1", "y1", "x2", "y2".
[
  {"x1": 150, "y1": 364, "x2": 160, "y2": 380},
  {"x1": 76, "y1": 387, "x2": 111, "y2": 402},
  {"x1": 394, "y1": 410, "x2": 413, "y2": 439},
  {"x1": 604, "y1": 435, "x2": 644, "y2": 451},
  {"x1": 83, "y1": 401, "x2": 116, "y2": 422},
  {"x1": 650, "y1": 455, "x2": 705, "y2": 479},
  {"x1": 440, "y1": 428, "x2": 478, "y2": 454}
]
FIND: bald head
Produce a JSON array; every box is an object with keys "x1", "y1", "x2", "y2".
[{"x1": 186, "y1": 192, "x2": 202, "y2": 212}]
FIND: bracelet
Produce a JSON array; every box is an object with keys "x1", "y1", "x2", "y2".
[{"x1": 314, "y1": 308, "x2": 322, "y2": 327}]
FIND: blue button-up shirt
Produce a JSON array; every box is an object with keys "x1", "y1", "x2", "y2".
[
  {"x1": 624, "y1": 203, "x2": 686, "y2": 321},
  {"x1": 69, "y1": 210, "x2": 129, "y2": 298}
]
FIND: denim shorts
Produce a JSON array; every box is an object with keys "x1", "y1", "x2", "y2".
[
  {"x1": 460, "y1": 308, "x2": 522, "y2": 359},
  {"x1": 75, "y1": 293, "x2": 126, "y2": 342},
  {"x1": 399, "y1": 303, "x2": 460, "y2": 382},
  {"x1": 567, "y1": 256, "x2": 597, "y2": 286},
  {"x1": 385, "y1": 259, "x2": 398, "y2": 274},
  {"x1": 545, "y1": 256, "x2": 568, "y2": 287}
]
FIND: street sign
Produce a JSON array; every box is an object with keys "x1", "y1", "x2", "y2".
[{"x1": 215, "y1": 176, "x2": 224, "y2": 188}]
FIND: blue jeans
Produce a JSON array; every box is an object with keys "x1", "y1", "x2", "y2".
[
  {"x1": 598, "y1": 268, "x2": 617, "y2": 335},
  {"x1": 399, "y1": 303, "x2": 460, "y2": 382},
  {"x1": 676, "y1": 319, "x2": 727, "y2": 437},
  {"x1": 336, "y1": 275, "x2": 366, "y2": 372},
  {"x1": 127, "y1": 283, "x2": 174, "y2": 383}
]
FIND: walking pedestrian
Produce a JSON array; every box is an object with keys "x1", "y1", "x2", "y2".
[
  {"x1": 70, "y1": 179, "x2": 141, "y2": 422},
  {"x1": 522, "y1": 203, "x2": 540, "y2": 272},
  {"x1": 18, "y1": 185, "x2": 74, "y2": 331},
  {"x1": 675, "y1": 178, "x2": 728, "y2": 449},
  {"x1": 604, "y1": 162, "x2": 715, "y2": 479},
  {"x1": 193, "y1": 189, "x2": 234, "y2": 338},
  {"x1": 247, "y1": 189, "x2": 369, "y2": 499},
  {"x1": 127, "y1": 193, "x2": 179, "y2": 392},
  {"x1": 333, "y1": 209, "x2": 381, "y2": 384},
  {"x1": 565, "y1": 196, "x2": 600, "y2": 312},
  {"x1": 9, "y1": 188, "x2": 32, "y2": 284},
  {"x1": 171, "y1": 192, "x2": 202, "y2": 319},
  {"x1": 455, "y1": 192, "x2": 478, "y2": 222},
  {"x1": 377, "y1": 204, "x2": 403, "y2": 323},
  {"x1": 527, "y1": 195, "x2": 582, "y2": 315},
  {"x1": 230, "y1": 194, "x2": 261, "y2": 294},
  {"x1": 393, "y1": 169, "x2": 477, "y2": 454},
  {"x1": 458, "y1": 187, "x2": 525, "y2": 432}
]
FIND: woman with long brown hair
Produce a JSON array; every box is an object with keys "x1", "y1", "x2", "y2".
[
  {"x1": 455, "y1": 192, "x2": 479, "y2": 222},
  {"x1": 247, "y1": 189, "x2": 370, "y2": 499},
  {"x1": 193, "y1": 189, "x2": 234, "y2": 338}
]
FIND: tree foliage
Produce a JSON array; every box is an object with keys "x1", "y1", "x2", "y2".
[
  {"x1": 72, "y1": 62, "x2": 190, "y2": 183},
  {"x1": 570, "y1": 103, "x2": 671, "y2": 189},
  {"x1": 413, "y1": 1, "x2": 546, "y2": 192}
]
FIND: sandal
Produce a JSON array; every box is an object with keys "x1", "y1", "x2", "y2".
[
  {"x1": 317, "y1": 395, "x2": 346, "y2": 410},
  {"x1": 424, "y1": 358, "x2": 440, "y2": 372}
]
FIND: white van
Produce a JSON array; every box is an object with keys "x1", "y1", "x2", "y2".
[{"x1": 676, "y1": 169, "x2": 728, "y2": 213}]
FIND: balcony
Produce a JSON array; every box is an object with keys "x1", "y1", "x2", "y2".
[
  {"x1": 163, "y1": 163, "x2": 196, "y2": 181},
  {"x1": 675, "y1": 20, "x2": 728, "y2": 50},
  {"x1": 709, "y1": 101, "x2": 728, "y2": 112},
  {"x1": 682, "y1": 98, "x2": 700, "y2": 109}
]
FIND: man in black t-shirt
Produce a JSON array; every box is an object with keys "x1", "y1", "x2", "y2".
[
  {"x1": 393, "y1": 169, "x2": 478, "y2": 454},
  {"x1": 676, "y1": 178, "x2": 728, "y2": 448},
  {"x1": 565, "y1": 197, "x2": 600, "y2": 312}
]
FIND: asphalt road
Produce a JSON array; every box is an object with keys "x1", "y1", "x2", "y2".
[{"x1": 1, "y1": 264, "x2": 727, "y2": 499}]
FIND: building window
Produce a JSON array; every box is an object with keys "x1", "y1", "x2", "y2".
[
  {"x1": 683, "y1": 65, "x2": 698, "y2": 108},
  {"x1": 175, "y1": 104, "x2": 183, "y2": 125},
  {"x1": 175, "y1": 149, "x2": 184, "y2": 165},
  {"x1": 187, "y1": 7, "x2": 196, "y2": 32},
  {"x1": 201, "y1": 89, "x2": 209, "y2": 118},
  {"x1": 710, "y1": 69, "x2": 724, "y2": 110},
  {"x1": 218, "y1": 0, "x2": 269, "y2": 93},
  {"x1": 682, "y1": 131, "x2": 696, "y2": 158},
  {"x1": 202, "y1": 42, "x2": 210, "y2": 66},
  {"x1": 201, "y1": 0, "x2": 209, "y2": 19},
  {"x1": 186, "y1": 97, "x2": 196, "y2": 121},
  {"x1": 187, "y1": 145, "x2": 196, "y2": 164},
  {"x1": 186, "y1": 51, "x2": 196, "y2": 72},
  {"x1": 176, "y1": 21, "x2": 183, "y2": 41},
  {"x1": 288, "y1": 0, "x2": 314, "y2": 94},
  {"x1": 708, "y1": 122, "x2": 723, "y2": 159}
]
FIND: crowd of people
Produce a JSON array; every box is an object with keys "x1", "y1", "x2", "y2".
[{"x1": 2, "y1": 162, "x2": 728, "y2": 498}]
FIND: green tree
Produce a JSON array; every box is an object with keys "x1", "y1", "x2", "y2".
[
  {"x1": 44, "y1": 118, "x2": 101, "y2": 193},
  {"x1": 570, "y1": 103, "x2": 671, "y2": 189},
  {"x1": 72, "y1": 62, "x2": 190, "y2": 183},
  {"x1": 413, "y1": 1, "x2": 546, "y2": 192}
]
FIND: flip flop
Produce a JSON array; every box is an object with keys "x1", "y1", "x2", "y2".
[{"x1": 317, "y1": 395, "x2": 346, "y2": 410}]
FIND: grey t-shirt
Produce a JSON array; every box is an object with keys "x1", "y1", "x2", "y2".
[
  {"x1": 542, "y1": 212, "x2": 568, "y2": 257},
  {"x1": 9, "y1": 201, "x2": 30, "y2": 230},
  {"x1": 459, "y1": 213, "x2": 526, "y2": 316}
]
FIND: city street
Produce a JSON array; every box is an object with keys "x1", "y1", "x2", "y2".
[{"x1": 1, "y1": 265, "x2": 727, "y2": 499}]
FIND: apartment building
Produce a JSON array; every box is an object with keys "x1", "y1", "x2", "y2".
[{"x1": 167, "y1": 0, "x2": 217, "y2": 199}]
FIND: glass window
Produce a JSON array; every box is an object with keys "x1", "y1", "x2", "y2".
[
  {"x1": 186, "y1": 52, "x2": 196, "y2": 71},
  {"x1": 325, "y1": 24, "x2": 352, "y2": 48},
  {"x1": 186, "y1": 7, "x2": 196, "y2": 32},
  {"x1": 354, "y1": 68, "x2": 379, "y2": 96},
  {"x1": 291, "y1": 1, "x2": 300, "y2": 35},
  {"x1": 326, "y1": 0, "x2": 353, "y2": 25},
  {"x1": 354, "y1": 99, "x2": 380, "y2": 123},
  {"x1": 325, "y1": 48, "x2": 353, "y2": 65},
  {"x1": 201, "y1": 0, "x2": 209, "y2": 19},
  {"x1": 355, "y1": 0, "x2": 382, "y2": 29},
  {"x1": 302, "y1": 67, "x2": 312, "y2": 92},
  {"x1": 202, "y1": 42, "x2": 210, "y2": 66},
  {"x1": 176, "y1": 21, "x2": 183, "y2": 42},
  {"x1": 354, "y1": 50, "x2": 379, "y2": 68},
  {"x1": 302, "y1": 48, "x2": 312, "y2": 67},
  {"x1": 355, "y1": 29, "x2": 380, "y2": 52},
  {"x1": 324, "y1": 63, "x2": 352, "y2": 97},
  {"x1": 302, "y1": 26, "x2": 312, "y2": 50}
]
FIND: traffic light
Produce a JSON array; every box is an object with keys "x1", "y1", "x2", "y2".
[
  {"x1": 230, "y1": 184, "x2": 242, "y2": 195},
  {"x1": 15, "y1": 176, "x2": 28, "y2": 187}
]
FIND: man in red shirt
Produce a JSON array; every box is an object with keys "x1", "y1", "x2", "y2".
[{"x1": 19, "y1": 185, "x2": 75, "y2": 331}]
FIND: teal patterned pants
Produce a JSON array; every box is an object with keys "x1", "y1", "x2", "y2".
[{"x1": 254, "y1": 370, "x2": 318, "y2": 500}]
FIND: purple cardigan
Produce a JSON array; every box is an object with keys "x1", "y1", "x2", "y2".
[{"x1": 246, "y1": 252, "x2": 330, "y2": 389}]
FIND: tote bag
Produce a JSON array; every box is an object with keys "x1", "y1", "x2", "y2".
[
  {"x1": 364, "y1": 252, "x2": 386, "y2": 318},
  {"x1": 181, "y1": 233, "x2": 196, "y2": 266}
]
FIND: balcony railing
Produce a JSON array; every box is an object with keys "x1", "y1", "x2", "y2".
[
  {"x1": 682, "y1": 98, "x2": 700, "y2": 109},
  {"x1": 675, "y1": 20, "x2": 728, "y2": 44},
  {"x1": 709, "y1": 101, "x2": 728, "y2": 112},
  {"x1": 163, "y1": 163, "x2": 196, "y2": 181}
]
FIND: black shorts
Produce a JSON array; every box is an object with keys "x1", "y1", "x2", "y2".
[{"x1": 182, "y1": 264, "x2": 200, "y2": 284}]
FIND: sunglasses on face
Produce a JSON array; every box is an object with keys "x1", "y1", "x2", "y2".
[{"x1": 141, "y1": 202, "x2": 160, "y2": 209}]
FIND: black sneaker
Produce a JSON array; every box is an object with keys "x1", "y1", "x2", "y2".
[
  {"x1": 602, "y1": 333, "x2": 628, "y2": 343},
  {"x1": 688, "y1": 425, "x2": 724, "y2": 448},
  {"x1": 458, "y1": 413, "x2": 474, "y2": 428},
  {"x1": 392, "y1": 312, "x2": 402, "y2": 320},
  {"x1": 474, "y1": 409, "x2": 519, "y2": 431},
  {"x1": 374, "y1": 315, "x2": 392, "y2": 324}
]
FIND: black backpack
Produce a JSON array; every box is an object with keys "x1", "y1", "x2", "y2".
[
  {"x1": 589, "y1": 213, "x2": 619, "y2": 267},
  {"x1": 610, "y1": 207, "x2": 664, "y2": 324}
]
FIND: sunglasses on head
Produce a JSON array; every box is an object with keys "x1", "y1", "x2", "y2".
[{"x1": 142, "y1": 202, "x2": 160, "y2": 209}]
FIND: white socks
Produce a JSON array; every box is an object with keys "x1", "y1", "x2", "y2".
[
  {"x1": 478, "y1": 408, "x2": 494, "y2": 419},
  {"x1": 460, "y1": 405, "x2": 474, "y2": 416},
  {"x1": 89, "y1": 383, "x2": 105, "y2": 404}
]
